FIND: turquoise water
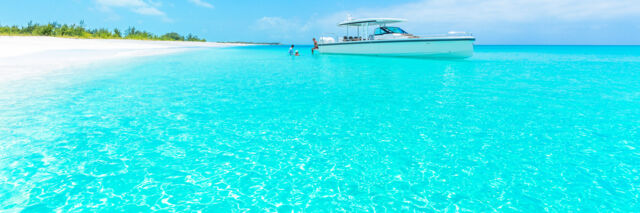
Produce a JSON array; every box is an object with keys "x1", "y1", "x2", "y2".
[{"x1": 1, "y1": 45, "x2": 639, "y2": 212}]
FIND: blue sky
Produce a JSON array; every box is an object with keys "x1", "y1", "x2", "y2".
[{"x1": 1, "y1": 0, "x2": 639, "y2": 44}]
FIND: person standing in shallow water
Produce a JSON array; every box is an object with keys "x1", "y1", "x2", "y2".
[{"x1": 289, "y1": 45, "x2": 294, "y2": 55}]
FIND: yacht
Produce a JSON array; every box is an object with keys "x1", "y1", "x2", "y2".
[{"x1": 317, "y1": 18, "x2": 475, "y2": 58}]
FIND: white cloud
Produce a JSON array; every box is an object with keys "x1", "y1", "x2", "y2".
[
  {"x1": 132, "y1": 7, "x2": 165, "y2": 16},
  {"x1": 253, "y1": 17, "x2": 311, "y2": 39},
  {"x1": 254, "y1": 17, "x2": 290, "y2": 31},
  {"x1": 95, "y1": 0, "x2": 169, "y2": 19},
  {"x1": 188, "y1": 0, "x2": 214, "y2": 8},
  {"x1": 96, "y1": 0, "x2": 147, "y2": 8}
]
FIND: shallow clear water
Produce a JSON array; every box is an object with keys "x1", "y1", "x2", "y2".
[{"x1": 1, "y1": 46, "x2": 639, "y2": 212}]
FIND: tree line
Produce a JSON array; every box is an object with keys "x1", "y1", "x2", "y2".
[{"x1": 0, "y1": 21, "x2": 206, "y2": 42}]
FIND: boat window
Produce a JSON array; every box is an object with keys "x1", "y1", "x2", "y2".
[
  {"x1": 385, "y1": 27, "x2": 407, "y2": 34},
  {"x1": 374, "y1": 28, "x2": 383, "y2": 35},
  {"x1": 374, "y1": 27, "x2": 391, "y2": 35},
  {"x1": 374, "y1": 27, "x2": 407, "y2": 35}
]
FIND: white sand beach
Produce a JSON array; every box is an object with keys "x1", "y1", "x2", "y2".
[{"x1": 0, "y1": 36, "x2": 242, "y2": 81}]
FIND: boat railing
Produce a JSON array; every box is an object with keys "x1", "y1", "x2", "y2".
[
  {"x1": 318, "y1": 33, "x2": 377, "y2": 44},
  {"x1": 417, "y1": 32, "x2": 474, "y2": 38}
]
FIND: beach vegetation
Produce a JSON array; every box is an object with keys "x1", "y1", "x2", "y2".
[{"x1": 0, "y1": 21, "x2": 206, "y2": 42}]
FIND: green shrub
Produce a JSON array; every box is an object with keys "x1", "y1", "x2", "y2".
[{"x1": 0, "y1": 21, "x2": 206, "y2": 42}]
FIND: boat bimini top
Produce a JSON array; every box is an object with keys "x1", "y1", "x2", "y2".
[{"x1": 338, "y1": 18, "x2": 407, "y2": 27}]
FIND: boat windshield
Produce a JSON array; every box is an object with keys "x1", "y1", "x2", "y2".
[
  {"x1": 386, "y1": 27, "x2": 407, "y2": 34},
  {"x1": 374, "y1": 27, "x2": 408, "y2": 35}
]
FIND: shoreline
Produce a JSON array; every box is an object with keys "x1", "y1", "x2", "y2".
[{"x1": 0, "y1": 36, "x2": 247, "y2": 82}]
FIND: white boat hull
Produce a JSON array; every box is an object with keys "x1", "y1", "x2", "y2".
[{"x1": 318, "y1": 37, "x2": 475, "y2": 58}]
